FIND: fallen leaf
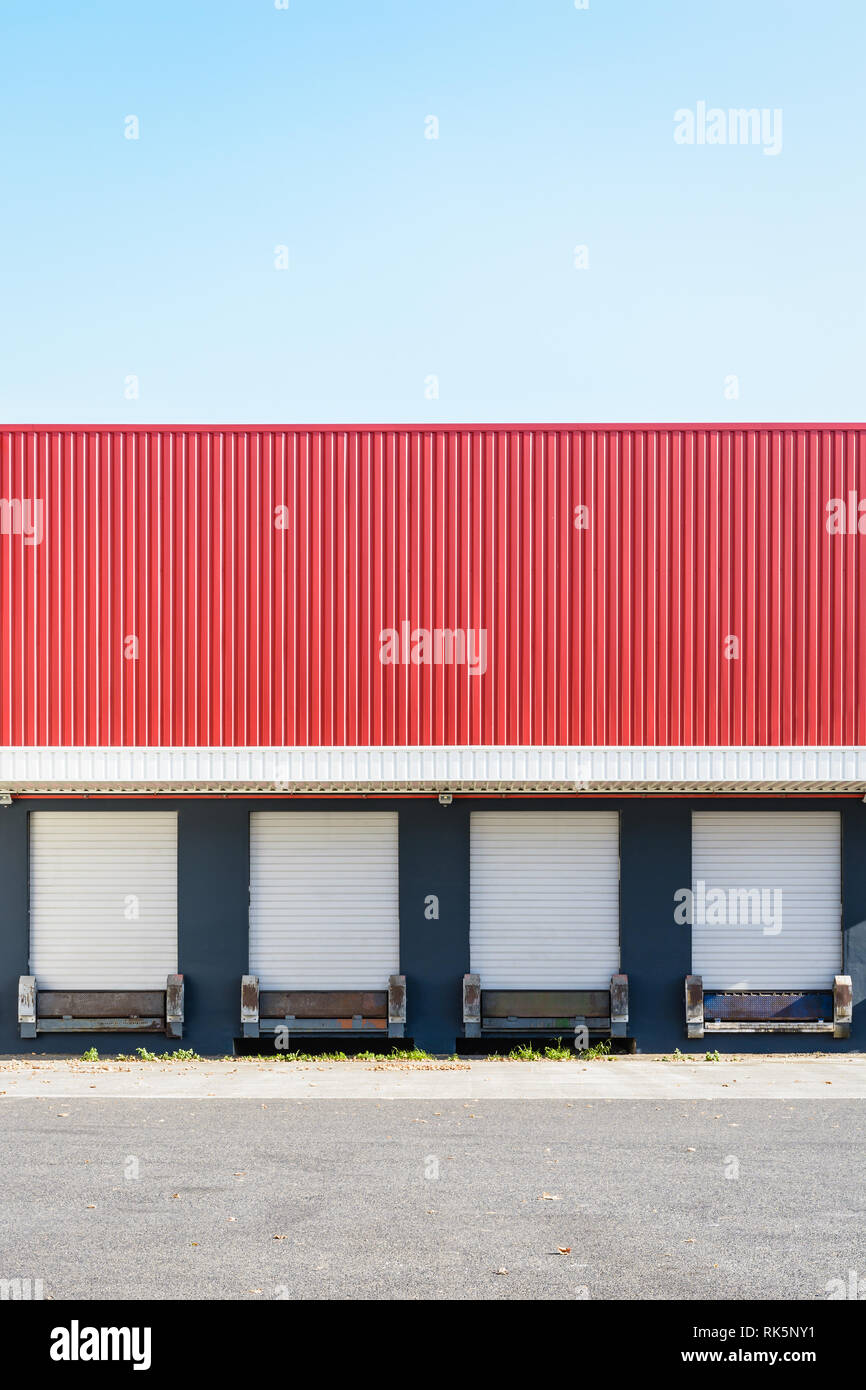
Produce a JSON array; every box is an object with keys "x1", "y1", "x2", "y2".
[
  {"x1": 273, "y1": 1234, "x2": 288, "y2": 1241},
  {"x1": 496, "y1": 1268, "x2": 509, "y2": 1275},
  {"x1": 539, "y1": 1193, "x2": 562, "y2": 1201},
  {"x1": 556, "y1": 1246, "x2": 572, "y2": 1255},
  {"x1": 686, "y1": 1147, "x2": 696, "y2": 1152}
]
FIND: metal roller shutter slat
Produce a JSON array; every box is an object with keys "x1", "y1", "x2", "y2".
[
  {"x1": 249, "y1": 812, "x2": 399, "y2": 989},
  {"x1": 470, "y1": 811, "x2": 620, "y2": 990},
  {"x1": 691, "y1": 812, "x2": 841, "y2": 990},
  {"x1": 29, "y1": 812, "x2": 179, "y2": 990}
]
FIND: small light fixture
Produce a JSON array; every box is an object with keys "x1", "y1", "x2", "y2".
[
  {"x1": 438, "y1": 792, "x2": 453, "y2": 806},
  {"x1": 0, "y1": 792, "x2": 12, "y2": 807}
]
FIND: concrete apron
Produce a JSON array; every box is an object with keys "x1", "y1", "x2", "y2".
[{"x1": 1, "y1": 1057, "x2": 865, "y2": 1099}]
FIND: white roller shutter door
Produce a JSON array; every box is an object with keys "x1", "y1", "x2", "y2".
[
  {"x1": 470, "y1": 811, "x2": 620, "y2": 988},
  {"x1": 249, "y1": 811, "x2": 400, "y2": 988},
  {"x1": 29, "y1": 812, "x2": 178, "y2": 989},
  {"x1": 691, "y1": 811, "x2": 841, "y2": 989}
]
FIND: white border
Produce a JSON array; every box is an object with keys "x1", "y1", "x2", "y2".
[{"x1": 1, "y1": 746, "x2": 866, "y2": 792}]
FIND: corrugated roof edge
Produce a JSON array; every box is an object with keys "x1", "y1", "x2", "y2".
[{"x1": 3, "y1": 423, "x2": 866, "y2": 434}]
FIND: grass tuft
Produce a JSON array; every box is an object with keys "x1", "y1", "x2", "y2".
[
  {"x1": 114, "y1": 1046, "x2": 202, "y2": 1062},
  {"x1": 579, "y1": 1039, "x2": 613, "y2": 1060},
  {"x1": 504, "y1": 1037, "x2": 612, "y2": 1061},
  {"x1": 227, "y1": 1047, "x2": 434, "y2": 1063}
]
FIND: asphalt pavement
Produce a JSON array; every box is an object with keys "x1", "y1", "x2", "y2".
[{"x1": 1, "y1": 1094, "x2": 863, "y2": 1300}]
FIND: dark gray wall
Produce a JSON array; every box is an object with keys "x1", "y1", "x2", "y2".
[
  {"x1": 0, "y1": 794, "x2": 862, "y2": 1056},
  {"x1": 620, "y1": 800, "x2": 692, "y2": 1051},
  {"x1": 0, "y1": 807, "x2": 29, "y2": 1039},
  {"x1": 399, "y1": 800, "x2": 470, "y2": 1054},
  {"x1": 842, "y1": 798, "x2": 866, "y2": 1041},
  {"x1": 177, "y1": 801, "x2": 250, "y2": 1053}
]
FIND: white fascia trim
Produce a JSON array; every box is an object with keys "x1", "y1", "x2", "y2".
[{"x1": 1, "y1": 746, "x2": 866, "y2": 793}]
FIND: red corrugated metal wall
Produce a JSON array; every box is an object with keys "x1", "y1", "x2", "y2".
[{"x1": 0, "y1": 427, "x2": 863, "y2": 747}]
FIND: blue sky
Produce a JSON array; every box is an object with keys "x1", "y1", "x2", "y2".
[{"x1": 0, "y1": 0, "x2": 863, "y2": 424}]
